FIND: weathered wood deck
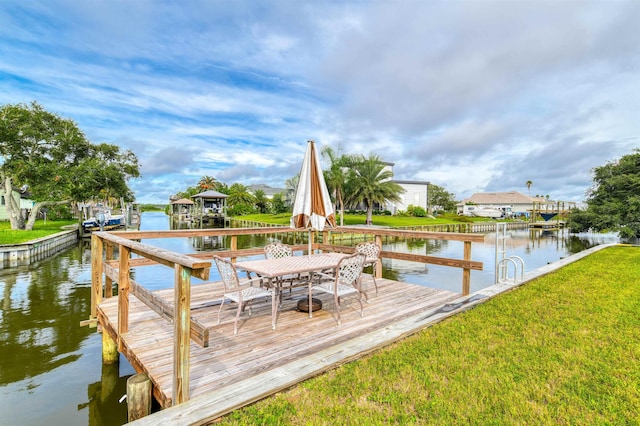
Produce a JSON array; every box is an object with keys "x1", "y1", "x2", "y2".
[{"x1": 97, "y1": 274, "x2": 459, "y2": 419}]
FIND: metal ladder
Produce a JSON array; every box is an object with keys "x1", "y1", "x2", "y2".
[{"x1": 495, "y1": 223, "x2": 524, "y2": 284}]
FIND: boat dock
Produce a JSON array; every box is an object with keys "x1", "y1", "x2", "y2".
[
  {"x1": 84, "y1": 226, "x2": 485, "y2": 423},
  {"x1": 98, "y1": 276, "x2": 458, "y2": 415}
]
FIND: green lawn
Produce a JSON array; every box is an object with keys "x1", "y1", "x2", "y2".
[
  {"x1": 236, "y1": 213, "x2": 500, "y2": 227},
  {"x1": 0, "y1": 220, "x2": 78, "y2": 245},
  {"x1": 221, "y1": 245, "x2": 640, "y2": 425}
]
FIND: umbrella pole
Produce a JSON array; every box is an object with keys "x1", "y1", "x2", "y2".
[{"x1": 308, "y1": 230, "x2": 312, "y2": 258}]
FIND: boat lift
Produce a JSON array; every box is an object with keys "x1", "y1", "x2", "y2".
[{"x1": 495, "y1": 223, "x2": 524, "y2": 284}]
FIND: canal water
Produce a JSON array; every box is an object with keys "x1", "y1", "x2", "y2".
[{"x1": 0, "y1": 212, "x2": 623, "y2": 425}]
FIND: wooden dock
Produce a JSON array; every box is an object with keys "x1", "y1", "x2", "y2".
[{"x1": 98, "y1": 274, "x2": 459, "y2": 419}]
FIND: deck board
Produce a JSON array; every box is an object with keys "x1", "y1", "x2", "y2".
[{"x1": 97, "y1": 274, "x2": 459, "y2": 416}]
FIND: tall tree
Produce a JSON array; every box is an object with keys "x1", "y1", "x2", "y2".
[
  {"x1": 284, "y1": 175, "x2": 299, "y2": 207},
  {"x1": 321, "y1": 145, "x2": 349, "y2": 226},
  {"x1": 197, "y1": 175, "x2": 219, "y2": 190},
  {"x1": 344, "y1": 154, "x2": 405, "y2": 225},
  {"x1": 0, "y1": 102, "x2": 139, "y2": 230},
  {"x1": 253, "y1": 189, "x2": 270, "y2": 214},
  {"x1": 568, "y1": 149, "x2": 640, "y2": 238},
  {"x1": 428, "y1": 184, "x2": 457, "y2": 213},
  {"x1": 526, "y1": 180, "x2": 533, "y2": 196}
]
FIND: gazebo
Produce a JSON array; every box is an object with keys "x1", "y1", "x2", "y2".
[
  {"x1": 170, "y1": 198, "x2": 195, "y2": 219},
  {"x1": 191, "y1": 190, "x2": 228, "y2": 217}
]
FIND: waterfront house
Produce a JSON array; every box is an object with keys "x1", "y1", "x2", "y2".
[{"x1": 456, "y1": 191, "x2": 546, "y2": 217}]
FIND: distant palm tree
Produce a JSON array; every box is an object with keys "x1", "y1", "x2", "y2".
[
  {"x1": 198, "y1": 175, "x2": 219, "y2": 191},
  {"x1": 526, "y1": 180, "x2": 533, "y2": 196},
  {"x1": 284, "y1": 175, "x2": 299, "y2": 207},
  {"x1": 321, "y1": 146, "x2": 349, "y2": 226},
  {"x1": 227, "y1": 183, "x2": 254, "y2": 207},
  {"x1": 345, "y1": 154, "x2": 405, "y2": 225},
  {"x1": 253, "y1": 189, "x2": 269, "y2": 213}
]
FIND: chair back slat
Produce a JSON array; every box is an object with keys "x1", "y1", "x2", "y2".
[
  {"x1": 213, "y1": 256, "x2": 240, "y2": 291},
  {"x1": 264, "y1": 242, "x2": 293, "y2": 259},
  {"x1": 337, "y1": 253, "x2": 366, "y2": 286}
]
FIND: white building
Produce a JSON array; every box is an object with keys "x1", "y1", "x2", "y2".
[{"x1": 456, "y1": 191, "x2": 546, "y2": 217}]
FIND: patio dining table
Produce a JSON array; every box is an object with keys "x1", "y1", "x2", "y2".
[{"x1": 235, "y1": 252, "x2": 349, "y2": 326}]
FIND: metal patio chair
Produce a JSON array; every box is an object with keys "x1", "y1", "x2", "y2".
[
  {"x1": 356, "y1": 241, "x2": 380, "y2": 296},
  {"x1": 310, "y1": 252, "x2": 366, "y2": 325},
  {"x1": 213, "y1": 255, "x2": 275, "y2": 335},
  {"x1": 264, "y1": 242, "x2": 306, "y2": 294}
]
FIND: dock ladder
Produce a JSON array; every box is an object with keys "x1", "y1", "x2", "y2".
[{"x1": 495, "y1": 223, "x2": 524, "y2": 284}]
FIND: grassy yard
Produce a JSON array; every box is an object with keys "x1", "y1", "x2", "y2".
[
  {"x1": 0, "y1": 219, "x2": 77, "y2": 245},
  {"x1": 236, "y1": 212, "x2": 501, "y2": 227},
  {"x1": 221, "y1": 245, "x2": 640, "y2": 425}
]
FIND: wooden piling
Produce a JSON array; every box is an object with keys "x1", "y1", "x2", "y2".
[
  {"x1": 127, "y1": 373, "x2": 152, "y2": 421},
  {"x1": 102, "y1": 330, "x2": 118, "y2": 364}
]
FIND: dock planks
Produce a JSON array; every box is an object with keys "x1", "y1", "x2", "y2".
[{"x1": 97, "y1": 275, "x2": 459, "y2": 421}]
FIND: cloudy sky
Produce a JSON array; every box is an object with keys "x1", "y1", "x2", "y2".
[{"x1": 1, "y1": 0, "x2": 638, "y2": 204}]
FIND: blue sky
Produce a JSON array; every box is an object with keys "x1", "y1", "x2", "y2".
[{"x1": 1, "y1": 0, "x2": 638, "y2": 204}]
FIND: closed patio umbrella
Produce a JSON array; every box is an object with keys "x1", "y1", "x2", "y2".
[{"x1": 290, "y1": 140, "x2": 336, "y2": 256}]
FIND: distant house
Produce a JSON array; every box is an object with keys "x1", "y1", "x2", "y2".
[
  {"x1": 456, "y1": 191, "x2": 545, "y2": 217},
  {"x1": 247, "y1": 184, "x2": 285, "y2": 199},
  {"x1": 378, "y1": 162, "x2": 430, "y2": 214},
  {"x1": 0, "y1": 186, "x2": 34, "y2": 221}
]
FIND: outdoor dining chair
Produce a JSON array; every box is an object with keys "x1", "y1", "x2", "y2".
[
  {"x1": 213, "y1": 255, "x2": 274, "y2": 335},
  {"x1": 264, "y1": 242, "x2": 306, "y2": 293},
  {"x1": 356, "y1": 241, "x2": 380, "y2": 296},
  {"x1": 310, "y1": 252, "x2": 366, "y2": 325}
]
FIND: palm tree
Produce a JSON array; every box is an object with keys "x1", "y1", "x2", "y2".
[
  {"x1": 526, "y1": 180, "x2": 533, "y2": 196},
  {"x1": 321, "y1": 146, "x2": 349, "y2": 226},
  {"x1": 227, "y1": 183, "x2": 255, "y2": 207},
  {"x1": 198, "y1": 175, "x2": 219, "y2": 191},
  {"x1": 345, "y1": 154, "x2": 405, "y2": 225},
  {"x1": 253, "y1": 189, "x2": 269, "y2": 213},
  {"x1": 284, "y1": 175, "x2": 299, "y2": 207}
]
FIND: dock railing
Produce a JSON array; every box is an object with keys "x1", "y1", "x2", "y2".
[{"x1": 87, "y1": 226, "x2": 484, "y2": 406}]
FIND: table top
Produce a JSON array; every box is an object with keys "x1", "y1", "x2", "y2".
[{"x1": 235, "y1": 252, "x2": 349, "y2": 278}]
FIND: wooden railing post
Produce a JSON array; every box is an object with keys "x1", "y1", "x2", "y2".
[
  {"x1": 118, "y1": 245, "x2": 131, "y2": 348},
  {"x1": 91, "y1": 235, "x2": 103, "y2": 319},
  {"x1": 105, "y1": 243, "x2": 114, "y2": 298},
  {"x1": 462, "y1": 241, "x2": 471, "y2": 296},
  {"x1": 375, "y1": 235, "x2": 383, "y2": 279},
  {"x1": 230, "y1": 236, "x2": 237, "y2": 262},
  {"x1": 173, "y1": 264, "x2": 191, "y2": 405}
]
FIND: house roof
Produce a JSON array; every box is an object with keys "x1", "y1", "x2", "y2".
[
  {"x1": 248, "y1": 184, "x2": 285, "y2": 196},
  {"x1": 170, "y1": 198, "x2": 194, "y2": 205},
  {"x1": 457, "y1": 191, "x2": 543, "y2": 205},
  {"x1": 192, "y1": 190, "x2": 228, "y2": 199}
]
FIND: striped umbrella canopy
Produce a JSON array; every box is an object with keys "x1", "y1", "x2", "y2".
[{"x1": 290, "y1": 140, "x2": 336, "y2": 255}]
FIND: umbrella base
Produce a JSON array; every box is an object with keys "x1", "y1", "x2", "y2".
[{"x1": 297, "y1": 297, "x2": 323, "y2": 312}]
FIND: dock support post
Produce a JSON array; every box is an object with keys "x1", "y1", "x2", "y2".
[
  {"x1": 90, "y1": 235, "x2": 103, "y2": 319},
  {"x1": 117, "y1": 245, "x2": 131, "y2": 350},
  {"x1": 105, "y1": 243, "x2": 114, "y2": 298},
  {"x1": 173, "y1": 264, "x2": 191, "y2": 405},
  {"x1": 127, "y1": 373, "x2": 152, "y2": 421},
  {"x1": 102, "y1": 331, "x2": 119, "y2": 364},
  {"x1": 462, "y1": 241, "x2": 471, "y2": 296}
]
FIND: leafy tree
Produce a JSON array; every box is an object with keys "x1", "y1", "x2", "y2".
[
  {"x1": 526, "y1": 180, "x2": 533, "y2": 196},
  {"x1": 344, "y1": 154, "x2": 405, "y2": 225},
  {"x1": 322, "y1": 146, "x2": 350, "y2": 226},
  {"x1": 253, "y1": 189, "x2": 270, "y2": 214},
  {"x1": 428, "y1": 184, "x2": 457, "y2": 213},
  {"x1": 270, "y1": 193, "x2": 288, "y2": 214},
  {"x1": 568, "y1": 149, "x2": 640, "y2": 238},
  {"x1": 0, "y1": 102, "x2": 139, "y2": 230}
]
